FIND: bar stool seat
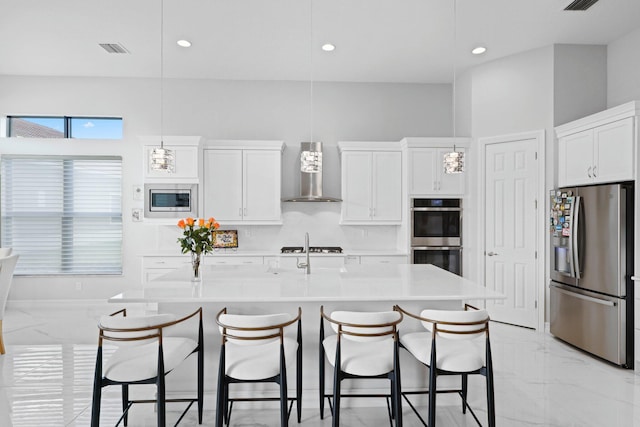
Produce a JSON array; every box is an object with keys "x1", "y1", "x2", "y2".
[
  {"x1": 322, "y1": 333, "x2": 397, "y2": 377},
  {"x1": 400, "y1": 332, "x2": 484, "y2": 372},
  {"x1": 223, "y1": 332, "x2": 299, "y2": 380}
]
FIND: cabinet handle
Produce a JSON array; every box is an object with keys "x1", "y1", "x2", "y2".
[
  {"x1": 587, "y1": 166, "x2": 592, "y2": 178},
  {"x1": 592, "y1": 165, "x2": 597, "y2": 177},
  {"x1": 372, "y1": 207, "x2": 376, "y2": 217}
]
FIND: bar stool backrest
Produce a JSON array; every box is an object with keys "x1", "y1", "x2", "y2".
[
  {"x1": 99, "y1": 313, "x2": 176, "y2": 346},
  {"x1": 218, "y1": 313, "x2": 292, "y2": 345},
  {"x1": 329, "y1": 310, "x2": 401, "y2": 342},
  {"x1": 419, "y1": 309, "x2": 489, "y2": 341}
]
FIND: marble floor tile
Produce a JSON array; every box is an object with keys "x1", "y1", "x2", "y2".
[{"x1": 1, "y1": 303, "x2": 640, "y2": 426}]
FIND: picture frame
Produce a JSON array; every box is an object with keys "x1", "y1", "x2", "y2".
[{"x1": 212, "y1": 229, "x2": 238, "y2": 248}]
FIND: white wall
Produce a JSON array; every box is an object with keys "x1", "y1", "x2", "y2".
[
  {"x1": 554, "y1": 44, "x2": 607, "y2": 127},
  {"x1": 0, "y1": 75, "x2": 452, "y2": 300},
  {"x1": 607, "y1": 27, "x2": 640, "y2": 108}
]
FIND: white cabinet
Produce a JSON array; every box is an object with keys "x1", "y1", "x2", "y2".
[
  {"x1": 339, "y1": 142, "x2": 402, "y2": 224},
  {"x1": 202, "y1": 141, "x2": 283, "y2": 224},
  {"x1": 142, "y1": 256, "x2": 191, "y2": 283},
  {"x1": 274, "y1": 255, "x2": 345, "y2": 269},
  {"x1": 142, "y1": 255, "x2": 264, "y2": 283},
  {"x1": 345, "y1": 255, "x2": 408, "y2": 264},
  {"x1": 359, "y1": 255, "x2": 408, "y2": 264},
  {"x1": 558, "y1": 116, "x2": 634, "y2": 187},
  {"x1": 142, "y1": 136, "x2": 201, "y2": 181},
  {"x1": 205, "y1": 256, "x2": 263, "y2": 266},
  {"x1": 408, "y1": 148, "x2": 465, "y2": 195}
]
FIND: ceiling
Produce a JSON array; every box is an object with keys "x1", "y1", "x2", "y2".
[{"x1": 1, "y1": 0, "x2": 640, "y2": 84}]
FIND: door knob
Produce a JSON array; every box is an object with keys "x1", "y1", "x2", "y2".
[{"x1": 487, "y1": 251, "x2": 499, "y2": 256}]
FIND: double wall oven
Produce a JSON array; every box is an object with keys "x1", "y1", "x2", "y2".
[{"x1": 411, "y1": 198, "x2": 462, "y2": 275}]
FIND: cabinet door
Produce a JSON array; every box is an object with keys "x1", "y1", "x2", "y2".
[
  {"x1": 243, "y1": 150, "x2": 282, "y2": 221},
  {"x1": 558, "y1": 130, "x2": 594, "y2": 187},
  {"x1": 144, "y1": 145, "x2": 199, "y2": 180},
  {"x1": 437, "y1": 148, "x2": 465, "y2": 195},
  {"x1": 409, "y1": 149, "x2": 437, "y2": 195},
  {"x1": 203, "y1": 150, "x2": 243, "y2": 221},
  {"x1": 341, "y1": 151, "x2": 373, "y2": 221},
  {"x1": 372, "y1": 151, "x2": 402, "y2": 221},
  {"x1": 593, "y1": 118, "x2": 634, "y2": 184}
]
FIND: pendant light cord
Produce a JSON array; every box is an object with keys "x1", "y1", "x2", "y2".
[
  {"x1": 160, "y1": 0, "x2": 165, "y2": 149},
  {"x1": 309, "y1": 0, "x2": 314, "y2": 143},
  {"x1": 452, "y1": 0, "x2": 457, "y2": 145}
]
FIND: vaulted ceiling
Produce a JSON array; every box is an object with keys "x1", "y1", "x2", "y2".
[{"x1": 1, "y1": 0, "x2": 639, "y2": 83}]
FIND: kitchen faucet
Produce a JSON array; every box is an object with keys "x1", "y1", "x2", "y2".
[{"x1": 297, "y1": 232, "x2": 311, "y2": 274}]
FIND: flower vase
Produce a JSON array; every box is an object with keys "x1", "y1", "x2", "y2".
[{"x1": 191, "y1": 252, "x2": 202, "y2": 282}]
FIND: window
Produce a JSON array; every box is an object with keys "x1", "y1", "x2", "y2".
[
  {"x1": 7, "y1": 116, "x2": 123, "y2": 139},
  {"x1": 1, "y1": 156, "x2": 123, "y2": 275}
]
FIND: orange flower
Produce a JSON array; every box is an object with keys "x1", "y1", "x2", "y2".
[
  {"x1": 208, "y1": 217, "x2": 215, "y2": 224},
  {"x1": 177, "y1": 219, "x2": 186, "y2": 229},
  {"x1": 198, "y1": 218, "x2": 205, "y2": 227},
  {"x1": 204, "y1": 221, "x2": 211, "y2": 228},
  {"x1": 213, "y1": 222, "x2": 220, "y2": 229},
  {"x1": 186, "y1": 217, "x2": 195, "y2": 226}
]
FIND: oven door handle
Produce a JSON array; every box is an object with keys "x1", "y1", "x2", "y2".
[
  {"x1": 411, "y1": 207, "x2": 462, "y2": 212},
  {"x1": 411, "y1": 246, "x2": 462, "y2": 250}
]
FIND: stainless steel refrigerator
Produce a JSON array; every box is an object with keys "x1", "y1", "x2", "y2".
[{"x1": 549, "y1": 183, "x2": 634, "y2": 368}]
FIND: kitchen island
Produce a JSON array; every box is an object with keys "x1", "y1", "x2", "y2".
[{"x1": 109, "y1": 263, "x2": 504, "y2": 409}]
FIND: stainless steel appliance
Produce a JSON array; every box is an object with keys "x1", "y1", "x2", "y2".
[
  {"x1": 411, "y1": 198, "x2": 462, "y2": 275},
  {"x1": 549, "y1": 183, "x2": 634, "y2": 368},
  {"x1": 144, "y1": 183, "x2": 198, "y2": 218},
  {"x1": 281, "y1": 246, "x2": 343, "y2": 254}
]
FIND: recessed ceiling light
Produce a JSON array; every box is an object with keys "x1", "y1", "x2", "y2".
[
  {"x1": 321, "y1": 43, "x2": 336, "y2": 52},
  {"x1": 471, "y1": 46, "x2": 487, "y2": 55},
  {"x1": 177, "y1": 40, "x2": 192, "y2": 48}
]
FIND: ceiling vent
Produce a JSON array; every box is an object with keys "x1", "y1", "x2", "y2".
[
  {"x1": 99, "y1": 43, "x2": 130, "y2": 54},
  {"x1": 564, "y1": 0, "x2": 600, "y2": 11}
]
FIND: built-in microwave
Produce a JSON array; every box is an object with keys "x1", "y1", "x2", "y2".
[{"x1": 144, "y1": 183, "x2": 198, "y2": 218}]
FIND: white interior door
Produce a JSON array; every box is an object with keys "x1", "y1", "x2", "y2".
[{"x1": 484, "y1": 136, "x2": 539, "y2": 328}]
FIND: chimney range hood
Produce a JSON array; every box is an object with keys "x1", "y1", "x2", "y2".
[{"x1": 282, "y1": 142, "x2": 342, "y2": 202}]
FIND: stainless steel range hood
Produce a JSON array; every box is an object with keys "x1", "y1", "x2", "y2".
[{"x1": 282, "y1": 142, "x2": 341, "y2": 202}]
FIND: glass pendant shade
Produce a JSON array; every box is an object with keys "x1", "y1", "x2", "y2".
[
  {"x1": 443, "y1": 149, "x2": 464, "y2": 174},
  {"x1": 150, "y1": 146, "x2": 174, "y2": 172}
]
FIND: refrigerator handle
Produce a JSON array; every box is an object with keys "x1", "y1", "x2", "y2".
[
  {"x1": 550, "y1": 283, "x2": 616, "y2": 307},
  {"x1": 572, "y1": 196, "x2": 582, "y2": 279}
]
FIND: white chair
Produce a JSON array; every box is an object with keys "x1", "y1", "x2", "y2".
[
  {"x1": 90, "y1": 307, "x2": 204, "y2": 427},
  {"x1": 319, "y1": 306, "x2": 403, "y2": 427},
  {"x1": 394, "y1": 305, "x2": 495, "y2": 427},
  {"x1": 215, "y1": 307, "x2": 302, "y2": 427},
  {"x1": 0, "y1": 248, "x2": 12, "y2": 257},
  {"x1": 0, "y1": 254, "x2": 19, "y2": 355}
]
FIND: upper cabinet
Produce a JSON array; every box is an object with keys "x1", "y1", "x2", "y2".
[
  {"x1": 402, "y1": 137, "x2": 469, "y2": 196},
  {"x1": 141, "y1": 136, "x2": 201, "y2": 182},
  {"x1": 202, "y1": 140, "x2": 284, "y2": 224},
  {"x1": 556, "y1": 102, "x2": 639, "y2": 187},
  {"x1": 339, "y1": 142, "x2": 402, "y2": 224}
]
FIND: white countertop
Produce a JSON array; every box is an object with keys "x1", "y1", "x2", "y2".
[
  {"x1": 110, "y1": 264, "x2": 504, "y2": 303},
  {"x1": 141, "y1": 250, "x2": 409, "y2": 257}
]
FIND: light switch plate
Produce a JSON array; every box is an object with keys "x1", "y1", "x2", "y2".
[{"x1": 132, "y1": 208, "x2": 143, "y2": 222}]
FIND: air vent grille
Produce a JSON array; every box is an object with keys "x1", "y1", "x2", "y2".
[
  {"x1": 564, "y1": 0, "x2": 599, "y2": 11},
  {"x1": 99, "y1": 43, "x2": 130, "y2": 54}
]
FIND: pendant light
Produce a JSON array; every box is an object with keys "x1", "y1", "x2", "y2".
[
  {"x1": 150, "y1": 0, "x2": 174, "y2": 172},
  {"x1": 443, "y1": 0, "x2": 465, "y2": 174}
]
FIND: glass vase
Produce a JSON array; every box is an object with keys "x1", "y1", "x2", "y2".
[{"x1": 191, "y1": 252, "x2": 202, "y2": 282}]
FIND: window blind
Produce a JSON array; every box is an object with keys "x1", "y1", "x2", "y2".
[{"x1": 1, "y1": 156, "x2": 122, "y2": 275}]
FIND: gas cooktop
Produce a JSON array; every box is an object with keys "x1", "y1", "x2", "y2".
[{"x1": 281, "y1": 246, "x2": 343, "y2": 254}]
